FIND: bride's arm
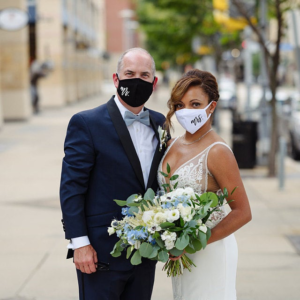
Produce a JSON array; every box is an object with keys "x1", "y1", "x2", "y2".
[{"x1": 206, "y1": 145, "x2": 252, "y2": 244}]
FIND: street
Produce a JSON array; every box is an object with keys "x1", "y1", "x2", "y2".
[{"x1": 0, "y1": 85, "x2": 300, "y2": 300}]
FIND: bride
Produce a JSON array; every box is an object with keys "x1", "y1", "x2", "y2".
[{"x1": 158, "y1": 69, "x2": 252, "y2": 300}]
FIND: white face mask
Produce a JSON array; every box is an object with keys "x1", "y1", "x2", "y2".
[{"x1": 175, "y1": 102, "x2": 213, "y2": 134}]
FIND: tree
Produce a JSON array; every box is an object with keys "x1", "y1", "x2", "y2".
[
  {"x1": 231, "y1": 0, "x2": 297, "y2": 177},
  {"x1": 136, "y1": 0, "x2": 237, "y2": 70}
]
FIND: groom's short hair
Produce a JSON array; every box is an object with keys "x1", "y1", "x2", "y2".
[{"x1": 117, "y1": 48, "x2": 156, "y2": 78}]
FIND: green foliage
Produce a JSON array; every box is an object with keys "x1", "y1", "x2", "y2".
[
  {"x1": 158, "y1": 250, "x2": 169, "y2": 262},
  {"x1": 175, "y1": 234, "x2": 189, "y2": 250},
  {"x1": 144, "y1": 188, "x2": 155, "y2": 201},
  {"x1": 139, "y1": 243, "x2": 154, "y2": 258},
  {"x1": 137, "y1": 0, "x2": 220, "y2": 68},
  {"x1": 131, "y1": 250, "x2": 142, "y2": 265},
  {"x1": 114, "y1": 200, "x2": 127, "y2": 206}
]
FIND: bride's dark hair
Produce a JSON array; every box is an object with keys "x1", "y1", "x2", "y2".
[{"x1": 165, "y1": 69, "x2": 219, "y2": 131}]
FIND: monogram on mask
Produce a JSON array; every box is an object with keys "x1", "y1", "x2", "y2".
[
  {"x1": 116, "y1": 74, "x2": 155, "y2": 107},
  {"x1": 175, "y1": 102, "x2": 214, "y2": 134}
]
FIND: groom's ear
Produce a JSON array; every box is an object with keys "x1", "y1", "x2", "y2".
[
  {"x1": 153, "y1": 76, "x2": 158, "y2": 90},
  {"x1": 113, "y1": 73, "x2": 119, "y2": 89}
]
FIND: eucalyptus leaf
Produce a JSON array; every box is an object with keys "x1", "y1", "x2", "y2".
[
  {"x1": 185, "y1": 244, "x2": 196, "y2": 254},
  {"x1": 192, "y1": 238, "x2": 202, "y2": 251},
  {"x1": 175, "y1": 234, "x2": 189, "y2": 250},
  {"x1": 198, "y1": 231, "x2": 207, "y2": 249},
  {"x1": 139, "y1": 243, "x2": 153, "y2": 258},
  {"x1": 169, "y1": 227, "x2": 183, "y2": 232},
  {"x1": 128, "y1": 206, "x2": 139, "y2": 215},
  {"x1": 144, "y1": 188, "x2": 155, "y2": 201},
  {"x1": 127, "y1": 202, "x2": 141, "y2": 207},
  {"x1": 169, "y1": 248, "x2": 183, "y2": 257},
  {"x1": 206, "y1": 227, "x2": 211, "y2": 241},
  {"x1": 113, "y1": 200, "x2": 127, "y2": 207},
  {"x1": 155, "y1": 237, "x2": 164, "y2": 248},
  {"x1": 188, "y1": 220, "x2": 197, "y2": 228},
  {"x1": 126, "y1": 246, "x2": 133, "y2": 259},
  {"x1": 130, "y1": 250, "x2": 142, "y2": 265},
  {"x1": 127, "y1": 194, "x2": 138, "y2": 204},
  {"x1": 158, "y1": 250, "x2": 169, "y2": 262}
]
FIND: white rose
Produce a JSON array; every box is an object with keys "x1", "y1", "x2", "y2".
[
  {"x1": 165, "y1": 239, "x2": 175, "y2": 250},
  {"x1": 107, "y1": 227, "x2": 115, "y2": 236},
  {"x1": 142, "y1": 210, "x2": 155, "y2": 223},
  {"x1": 199, "y1": 224, "x2": 207, "y2": 233},
  {"x1": 154, "y1": 212, "x2": 167, "y2": 224},
  {"x1": 173, "y1": 188, "x2": 185, "y2": 197},
  {"x1": 197, "y1": 219, "x2": 203, "y2": 225},
  {"x1": 166, "y1": 209, "x2": 180, "y2": 222},
  {"x1": 184, "y1": 187, "x2": 196, "y2": 198}
]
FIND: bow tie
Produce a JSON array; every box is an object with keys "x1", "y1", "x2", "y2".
[{"x1": 124, "y1": 110, "x2": 150, "y2": 126}]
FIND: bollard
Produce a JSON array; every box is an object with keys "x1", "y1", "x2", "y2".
[{"x1": 278, "y1": 137, "x2": 286, "y2": 190}]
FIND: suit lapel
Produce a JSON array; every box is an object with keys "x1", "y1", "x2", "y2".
[
  {"x1": 146, "y1": 112, "x2": 165, "y2": 190},
  {"x1": 106, "y1": 97, "x2": 145, "y2": 190}
]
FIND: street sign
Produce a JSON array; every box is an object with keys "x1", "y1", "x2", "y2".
[{"x1": 0, "y1": 8, "x2": 29, "y2": 31}]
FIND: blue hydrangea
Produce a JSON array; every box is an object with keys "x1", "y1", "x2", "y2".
[
  {"x1": 148, "y1": 235, "x2": 156, "y2": 245},
  {"x1": 116, "y1": 230, "x2": 123, "y2": 238}
]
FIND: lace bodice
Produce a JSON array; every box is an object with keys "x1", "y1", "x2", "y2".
[{"x1": 157, "y1": 137, "x2": 232, "y2": 228}]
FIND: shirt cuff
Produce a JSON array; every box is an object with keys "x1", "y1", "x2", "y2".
[{"x1": 67, "y1": 236, "x2": 90, "y2": 250}]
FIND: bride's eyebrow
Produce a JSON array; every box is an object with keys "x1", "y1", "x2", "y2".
[{"x1": 189, "y1": 99, "x2": 202, "y2": 102}]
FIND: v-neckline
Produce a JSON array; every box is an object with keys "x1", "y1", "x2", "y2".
[{"x1": 160, "y1": 136, "x2": 209, "y2": 180}]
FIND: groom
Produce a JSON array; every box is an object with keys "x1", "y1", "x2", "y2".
[{"x1": 60, "y1": 48, "x2": 167, "y2": 300}]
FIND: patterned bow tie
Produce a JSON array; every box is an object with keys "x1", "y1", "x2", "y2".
[{"x1": 124, "y1": 110, "x2": 150, "y2": 126}]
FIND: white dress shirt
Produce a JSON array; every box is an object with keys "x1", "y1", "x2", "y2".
[{"x1": 68, "y1": 95, "x2": 158, "y2": 250}]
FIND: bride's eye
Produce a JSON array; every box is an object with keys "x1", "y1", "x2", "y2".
[
  {"x1": 192, "y1": 102, "x2": 200, "y2": 108},
  {"x1": 175, "y1": 103, "x2": 184, "y2": 109}
]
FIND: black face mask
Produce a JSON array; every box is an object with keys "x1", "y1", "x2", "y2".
[{"x1": 116, "y1": 74, "x2": 155, "y2": 107}]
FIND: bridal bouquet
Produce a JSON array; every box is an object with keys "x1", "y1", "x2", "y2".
[{"x1": 109, "y1": 165, "x2": 234, "y2": 277}]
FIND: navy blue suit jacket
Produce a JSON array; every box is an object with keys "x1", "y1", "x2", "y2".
[{"x1": 60, "y1": 96, "x2": 166, "y2": 271}]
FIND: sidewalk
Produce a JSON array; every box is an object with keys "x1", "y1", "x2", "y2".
[{"x1": 0, "y1": 86, "x2": 300, "y2": 300}]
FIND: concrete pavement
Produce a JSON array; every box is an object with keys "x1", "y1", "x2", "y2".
[{"x1": 0, "y1": 84, "x2": 300, "y2": 300}]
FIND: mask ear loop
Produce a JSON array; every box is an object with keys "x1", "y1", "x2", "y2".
[{"x1": 205, "y1": 101, "x2": 216, "y2": 119}]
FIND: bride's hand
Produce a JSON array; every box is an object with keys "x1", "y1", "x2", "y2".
[{"x1": 169, "y1": 250, "x2": 186, "y2": 261}]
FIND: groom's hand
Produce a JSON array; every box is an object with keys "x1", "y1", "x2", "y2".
[{"x1": 74, "y1": 245, "x2": 98, "y2": 274}]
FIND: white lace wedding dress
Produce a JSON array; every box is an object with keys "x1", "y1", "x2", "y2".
[{"x1": 158, "y1": 138, "x2": 238, "y2": 300}]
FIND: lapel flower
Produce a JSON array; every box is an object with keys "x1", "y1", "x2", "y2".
[{"x1": 158, "y1": 126, "x2": 167, "y2": 152}]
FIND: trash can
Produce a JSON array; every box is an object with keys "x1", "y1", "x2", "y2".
[{"x1": 232, "y1": 121, "x2": 258, "y2": 169}]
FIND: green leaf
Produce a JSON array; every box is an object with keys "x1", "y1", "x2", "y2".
[
  {"x1": 192, "y1": 238, "x2": 202, "y2": 251},
  {"x1": 170, "y1": 174, "x2": 179, "y2": 181},
  {"x1": 198, "y1": 231, "x2": 207, "y2": 249},
  {"x1": 139, "y1": 243, "x2": 153, "y2": 258},
  {"x1": 199, "y1": 192, "x2": 218, "y2": 207},
  {"x1": 167, "y1": 163, "x2": 171, "y2": 174},
  {"x1": 162, "y1": 183, "x2": 170, "y2": 188},
  {"x1": 127, "y1": 202, "x2": 141, "y2": 207},
  {"x1": 169, "y1": 248, "x2": 183, "y2": 257},
  {"x1": 127, "y1": 194, "x2": 138, "y2": 204},
  {"x1": 158, "y1": 250, "x2": 169, "y2": 262},
  {"x1": 185, "y1": 244, "x2": 196, "y2": 254},
  {"x1": 231, "y1": 186, "x2": 238, "y2": 195},
  {"x1": 113, "y1": 200, "x2": 127, "y2": 207},
  {"x1": 169, "y1": 227, "x2": 183, "y2": 232},
  {"x1": 223, "y1": 188, "x2": 228, "y2": 197},
  {"x1": 148, "y1": 245, "x2": 160, "y2": 259},
  {"x1": 188, "y1": 220, "x2": 197, "y2": 228},
  {"x1": 128, "y1": 206, "x2": 139, "y2": 215},
  {"x1": 206, "y1": 227, "x2": 211, "y2": 241},
  {"x1": 160, "y1": 222, "x2": 175, "y2": 229},
  {"x1": 144, "y1": 188, "x2": 155, "y2": 201},
  {"x1": 174, "y1": 182, "x2": 179, "y2": 189},
  {"x1": 155, "y1": 237, "x2": 165, "y2": 248},
  {"x1": 126, "y1": 246, "x2": 133, "y2": 259},
  {"x1": 175, "y1": 234, "x2": 189, "y2": 250},
  {"x1": 159, "y1": 171, "x2": 169, "y2": 178},
  {"x1": 180, "y1": 217, "x2": 184, "y2": 228},
  {"x1": 110, "y1": 240, "x2": 122, "y2": 257},
  {"x1": 130, "y1": 250, "x2": 142, "y2": 265}
]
